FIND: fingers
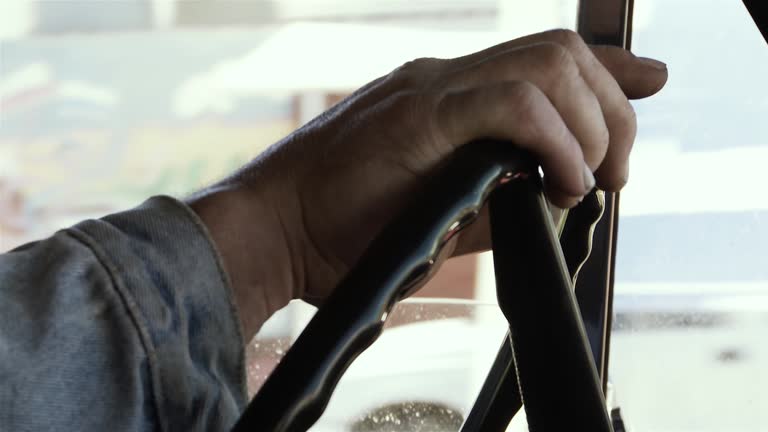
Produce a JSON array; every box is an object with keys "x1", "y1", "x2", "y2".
[
  {"x1": 353, "y1": 30, "x2": 668, "y2": 211},
  {"x1": 446, "y1": 29, "x2": 668, "y2": 191},
  {"x1": 436, "y1": 80, "x2": 593, "y2": 207},
  {"x1": 444, "y1": 42, "x2": 609, "y2": 174},
  {"x1": 448, "y1": 29, "x2": 597, "y2": 69},
  {"x1": 587, "y1": 45, "x2": 668, "y2": 188},
  {"x1": 539, "y1": 32, "x2": 638, "y2": 190},
  {"x1": 590, "y1": 45, "x2": 668, "y2": 99}
]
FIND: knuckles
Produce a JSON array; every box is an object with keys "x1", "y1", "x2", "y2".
[
  {"x1": 388, "y1": 57, "x2": 445, "y2": 90},
  {"x1": 374, "y1": 29, "x2": 632, "y2": 162},
  {"x1": 526, "y1": 42, "x2": 581, "y2": 84},
  {"x1": 399, "y1": 57, "x2": 443, "y2": 72},
  {"x1": 606, "y1": 98, "x2": 638, "y2": 148},
  {"x1": 544, "y1": 29, "x2": 587, "y2": 53},
  {"x1": 497, "y1": 81, "x2": 539, "y2": 113},
  {"x1": 595, "y1": 122, "x2": 612, "y2": 155},
  {"x1": 532, "y1": 42, "x2": 573, "y2": 69},
  {"x1": 620, "y1": 100, "x2": 638, "y2": 132},
  {"x1": 493, "y1": 81, "x2": 544, "y2": 134}
]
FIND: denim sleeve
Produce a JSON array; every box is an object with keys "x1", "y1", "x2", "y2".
[{"x1": 0, "y1": 196, "x2": 247, "y2": 432}]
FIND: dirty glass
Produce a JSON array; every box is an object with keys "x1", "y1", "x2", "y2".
[
  {"x1": 610, "y1": 1, "x2": 768, "y2": 430},
  {"x1": 249, "y1": 300, "x2": 511, "y2": 431}
]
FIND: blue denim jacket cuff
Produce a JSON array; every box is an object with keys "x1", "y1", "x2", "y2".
[{"x1": 69, "y1": 195, "x2": 247, "y2": 430}]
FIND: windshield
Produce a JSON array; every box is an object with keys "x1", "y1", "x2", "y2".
[
  {"x1": 610, "y1": 1, "x2": 768, "y2": 431},
  {"x1": 249, "y1": 300, "x2": 509, "y2": 431},
  {"x1": 3, "y1": 0, "x2": 767, "y2": 431}
]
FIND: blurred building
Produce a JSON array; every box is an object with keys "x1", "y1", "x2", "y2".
[
  {"x1": 3, "y1": 0, "x2": 574, "y2": 299},
  {"x1": 35, "y1": 0, "x2": 154, "y2": 33},
  {"x1": 275, "y1": 0, "x2": 496, "y2": 29},
  {"x1": 175, "y1": 0, "x2": 277, "y2": 27}
]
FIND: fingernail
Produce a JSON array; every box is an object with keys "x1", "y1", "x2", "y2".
[
  {"x1": 583, "y1": 162, "x2": 596, "y2": 193},
  {"x1": 637, "y1": 56, "x2": 667, "y2": 70}
]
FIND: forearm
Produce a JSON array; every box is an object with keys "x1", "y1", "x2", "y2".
[{"x1": 187, "y1": 182, "x2": 301, "y2": 341}]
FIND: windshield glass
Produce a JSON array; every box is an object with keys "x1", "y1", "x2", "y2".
[
  {"x1": 251, "y1": 300, "x2": 511, "y2": 431},
  {"x1": 610, "y1": 1, "x2": 768, "y2": 431},
  {"x1": 6, "y1": 0, "x2": 766, "y2": 431},
  {"x1": 0, "y1": 1, "x2": 574, "y2": 430},
  {"x1": 0, "y1": 1, "x2": 576, "y2": 251}
]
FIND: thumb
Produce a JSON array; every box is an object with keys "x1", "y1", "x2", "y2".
[{"x1": 591, "y1": 45, "x2": 669, "y2": 99}]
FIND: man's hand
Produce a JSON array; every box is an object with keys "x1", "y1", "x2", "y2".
[{"x1": 189, "y1": 29, "x2": 668, "y2": 339}]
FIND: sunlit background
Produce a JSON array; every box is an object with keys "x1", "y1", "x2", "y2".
[
  {"x1": 3, "y1": 1, "x2": 768, "y2": 431},
  {"x1": 0, "y1": 0, "x2": 570, "y2": 252}
]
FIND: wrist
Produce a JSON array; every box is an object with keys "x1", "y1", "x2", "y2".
[{"x1": 186, "y1": 182, "x2": 300, "y2": 340}]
